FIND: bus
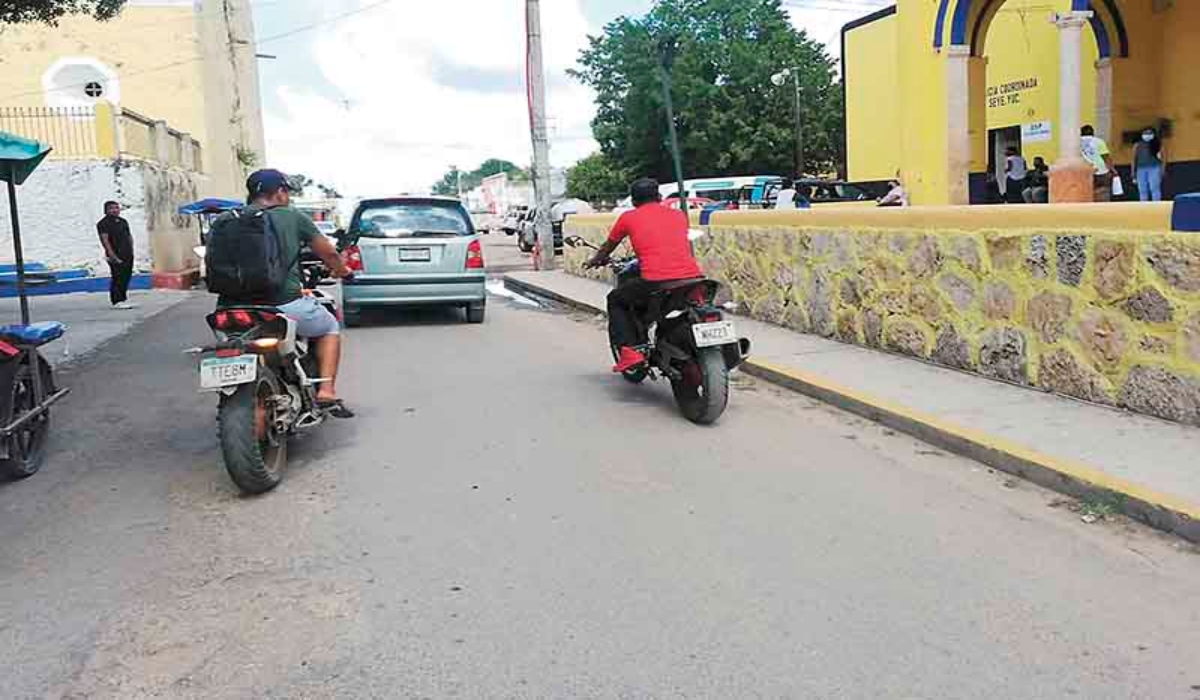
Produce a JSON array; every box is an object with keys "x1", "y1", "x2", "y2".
[{"x1": 617, "y1": 175, "x2": 783, "y2": 210}]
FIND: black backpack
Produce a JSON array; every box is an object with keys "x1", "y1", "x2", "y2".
[{"x1": 205, "y1": 208, "x2": 290, "y2": 301}]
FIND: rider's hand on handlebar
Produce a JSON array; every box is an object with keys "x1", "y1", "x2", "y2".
[{"x1": 583, "y1": 256, "x2": 607, "y2": 270}]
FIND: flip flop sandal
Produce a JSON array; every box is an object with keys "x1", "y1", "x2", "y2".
[{"x1": 317, "y1": 398, "x2": 355, "y2": 419}]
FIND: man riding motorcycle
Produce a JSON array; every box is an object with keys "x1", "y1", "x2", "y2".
[
  {"x1": 585, "y1": 178, "x2": 704, "y2": 373},
  {"x1": 217, "y1": 169, "x2": 355, "y2": 417}
]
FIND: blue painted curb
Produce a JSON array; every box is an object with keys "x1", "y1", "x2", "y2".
[{"x1": 0, "y1": 274, "x2": 153, "y2": 298}]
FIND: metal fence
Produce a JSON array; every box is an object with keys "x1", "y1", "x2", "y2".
[{"x1": 0, "y1": 106, "x2": 98, "y2": 158}]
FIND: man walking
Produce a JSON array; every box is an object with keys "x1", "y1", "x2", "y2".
[
  {"x1": 1080, "y1": 125, "x2": 1114, "y2": 202},
  {"x1": 97, "y1": 201, "x2": 135, "y2": 309}
]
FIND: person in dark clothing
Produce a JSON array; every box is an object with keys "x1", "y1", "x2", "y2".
[
  {"x1": 1022, "y1": 157, "x2": 1050, "y2": 203},
  {"x1": 585, "y1": 178, "x2": 703, "y2": 373},
  {"x1": 97, "y1": 201, "x2": 136, "y2": 309}
]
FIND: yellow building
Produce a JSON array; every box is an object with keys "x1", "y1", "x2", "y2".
[
  {"x1": 0, "y1": 0, "x2": 265, "y2": 196},
  {"x1": 843, "y1": 0, "x2": 1199, "y2": 205}
]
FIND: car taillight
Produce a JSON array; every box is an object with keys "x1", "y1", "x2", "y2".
[
  {"x1": 343, "y1": 245, "x2": 363, "y2": 272},
  {"x1": 466, "y1": 239, "x2": 484, "y2": 269}
]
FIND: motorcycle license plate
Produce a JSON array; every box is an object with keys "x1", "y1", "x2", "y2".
[
  {"x1": 199, "y1": 355, "x2": 258, "y2": 391},
  {"x1": 692, "y1": 320, "x2": 737, "y2": 347}
]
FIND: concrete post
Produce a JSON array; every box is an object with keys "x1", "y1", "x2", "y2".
[
  {"x1": 151, "y1": 120, "x2": 170, "y2": 165},
  {"x1": 92, "y1": 101, "x2": 119, "y2": 159},
  {"x1": 1049, "y1": 11, "x2": 1095, "y2": 203},
  {"x1": 179, "y1": 133, "x2": 195, "y2": 171},
  {"x1": 1094, "y1": 57, "x2": 1113, "y2": 142},
  {"x1": 945, "y1": 45, "x2": 972, "y2": 205}
]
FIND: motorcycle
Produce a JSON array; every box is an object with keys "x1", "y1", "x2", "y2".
[
  {"x1": 189, "y1": 256, "x2": 343, "y2": 495},
  {"x1": 566, "y1": 234, "x2": 751, "y2": 425}
]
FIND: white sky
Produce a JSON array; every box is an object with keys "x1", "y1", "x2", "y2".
[{"x1": 257, "y1": 0, "x2": 886, "y2": 197}]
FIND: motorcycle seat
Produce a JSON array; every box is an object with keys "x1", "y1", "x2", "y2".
[
  {"x1": 0, "y1": 321, "x2": 66, "y2": 347},
  {"x1": 649, "y1": 277, "x2": 707, "y2": 294}
]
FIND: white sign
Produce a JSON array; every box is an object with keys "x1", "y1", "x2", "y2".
[{"x1": 1022, "y1": 121, "x2": 1053, "y2": 143}]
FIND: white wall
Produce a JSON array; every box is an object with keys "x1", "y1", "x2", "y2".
[{"x1": 0, "y1": 159, "x2": 202, "y2": 272}]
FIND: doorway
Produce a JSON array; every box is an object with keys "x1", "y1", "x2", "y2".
[{"x1": 988, "y1": 126, "x2": 1022, "y2": 202}]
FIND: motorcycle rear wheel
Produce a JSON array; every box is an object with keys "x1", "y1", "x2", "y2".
[
  {"x1": 218, "y1": 379, "x2": 287, "y2": 495},
  {"x1": 671, "y1": 346, "x2": 729, "y2": 425}
]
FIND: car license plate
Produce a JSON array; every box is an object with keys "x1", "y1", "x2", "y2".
[
  {"x1": 199, "y1": 355, "x2": 258, "y2": 391},
  {"x1": 692, "y1": 320, "x2": 737, "y2": 347},
  {"x1": 398, "y1": 247, "x2": 431, "y2": 262}
]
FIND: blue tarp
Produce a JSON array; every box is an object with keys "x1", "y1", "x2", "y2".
[
  {"x1": 177, "y1": 198, "x2": 242, "y2": 216},
  {"x1": 0, "y1": 131, "x2": 52, "y2": 186}
]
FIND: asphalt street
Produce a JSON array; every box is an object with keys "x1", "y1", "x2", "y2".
[{"x1": 1, "y1": 235, "x2": 1198, "y2": 699}]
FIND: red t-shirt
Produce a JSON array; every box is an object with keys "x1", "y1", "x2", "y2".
[{"x1": 607, "y1": 204, "x2": 702, "y2": 282}]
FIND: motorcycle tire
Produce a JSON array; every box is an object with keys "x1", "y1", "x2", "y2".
[
  {"x1": 218, "y1": 378, "x2": 287, "y2": 495},
  {"x1": 0, "y1": 357, "x2": 54, "y2": 480},
  {"x1": 671, "y1": 346, "x2": 729, "y2": 425}
]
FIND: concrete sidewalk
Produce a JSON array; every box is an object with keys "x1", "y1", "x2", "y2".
[
  {"x1": 505, "y1": 270, "x2": 1200, "y2": 543},
  {"x1": 0, "y1": 289, "x2": 196, "y2": 368}
]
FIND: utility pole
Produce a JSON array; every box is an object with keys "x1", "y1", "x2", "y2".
[
  {"x1": 658, "y1": 36, "x2": 687, "y2": 214},
  {"x1": 526, "y1": 0, "x2": 555, "y2": 271},
  {"x1": 792, "y1": 73, "x2": 804, "y2": 179}
]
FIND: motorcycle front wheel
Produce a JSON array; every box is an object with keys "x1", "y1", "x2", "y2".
[
  {"x1": 218, "y1": 378, "x2": 287, "y2": 495},
  {"x1": 671, "y1": 346, "x2": 729, "y2": 425}
]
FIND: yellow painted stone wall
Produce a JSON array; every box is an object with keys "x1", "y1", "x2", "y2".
[{"x1": 565, "y1": 208, "x2": 1200, "y2": 426}]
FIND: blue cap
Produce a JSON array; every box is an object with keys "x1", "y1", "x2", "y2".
[{"x1": 246, "y1": 168, "x2": 292, "y2": 197}]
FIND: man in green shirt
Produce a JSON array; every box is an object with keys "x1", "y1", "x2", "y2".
[{"x1": 232, "y1": 170, "x2": 353, "y2": 417}]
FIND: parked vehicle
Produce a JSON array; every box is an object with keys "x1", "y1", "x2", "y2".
[
  {"x1": 565, "y1": 233, "x2": 750, "y2": 425},
  {"x1": 339, "y1": 197, "x2": 486, "y2": 326},
  {"x1": 191, "y1": 257, "x2": 343, "y2": 494},
  {"x1": 0, "y1": 313, "x2": 68, "y2": 479},
  {"x1": 501, "y1": 205, "x2": 528, "y2": 236},
  {"x1": 519, "y1": 207, "x2": 567, "y2": 254}
]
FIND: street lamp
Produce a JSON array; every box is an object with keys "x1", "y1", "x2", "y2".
[{"x1": 772, "y1": 67, "x2": 804, "y2": 179}]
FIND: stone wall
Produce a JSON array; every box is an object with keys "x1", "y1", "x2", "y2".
[
  {"x1": 563, "y1": 207, "x2": 1200, "y2": 426},
  {"x1": 0, "y1": 158, "x2": 202, "y2": 274}
]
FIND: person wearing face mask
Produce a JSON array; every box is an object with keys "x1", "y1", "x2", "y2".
[{"x1": 1133, "y1": 128, "x2": 1167, "y2": 202}]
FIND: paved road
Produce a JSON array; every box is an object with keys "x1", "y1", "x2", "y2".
[{"x1": 1, "y1": 260, "x2": 1199, "y2": 698}]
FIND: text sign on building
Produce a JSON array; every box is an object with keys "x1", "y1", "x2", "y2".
[
  {"x1": 987, "y1": 77, "x2": 1039, "y2": 108},
  {"x1": 1021, "y1": 121, "x2": 1053, "y2": 143}
]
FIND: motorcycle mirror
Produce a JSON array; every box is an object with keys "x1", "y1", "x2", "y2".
[{"x1": 564, "y1": 235, "x2": 583, "y2": 248}]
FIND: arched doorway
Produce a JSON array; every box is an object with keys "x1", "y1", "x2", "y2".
[{"x1": 935, "y1": 0, "x2": 1129, "y2": 203}]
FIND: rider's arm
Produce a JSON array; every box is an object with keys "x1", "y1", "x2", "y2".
[
  {"x1": 586, "y1": 238, "x2": 621, "y2": 268},
  {"x1": 311, "y1": 233, "x2": 351, "y2": 278}
]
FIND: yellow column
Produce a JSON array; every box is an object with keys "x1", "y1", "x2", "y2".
[{"x1": 93, "y1": 102, "x2": 119, "y2": 158}]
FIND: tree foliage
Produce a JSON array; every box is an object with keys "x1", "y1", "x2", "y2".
[
  {"x1": 431, "y1": 159, "x2": 530, "y2": 196},
  {"x1": 570, "y1": 0, "x2": 843, "y2": 180},
  {"x1": 566, "y1": 153, "x2": 629, "y2": 203},
  {"x1": 1, "y1": 0, "x2": 126, "y2": 24}
]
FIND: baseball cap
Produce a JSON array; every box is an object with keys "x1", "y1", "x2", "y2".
[{"x1": 246, "y1": 168, "x2": 292, "y2": 197}]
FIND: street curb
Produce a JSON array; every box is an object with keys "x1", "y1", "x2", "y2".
[{"x1": 503, "y1": 273, "x2": 1200, "y2": 544}]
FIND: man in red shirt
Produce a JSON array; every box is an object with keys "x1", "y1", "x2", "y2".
[{"x1": 586, "y1": 179, "x2": 704, "y2": 373}]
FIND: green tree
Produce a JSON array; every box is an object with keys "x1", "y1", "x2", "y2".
[
  {"x1": 567, "y1": 153, "x2": 629, "y2": 203},
  {"x1": 431, "y1": 160, "x2": 531, "y2": 195},
  {"x1": 570, "y1": 0, "x2": 842, "y2": 180},
  {"x1": 2, "y1": 0, "x2": 126, "y2": 24}
]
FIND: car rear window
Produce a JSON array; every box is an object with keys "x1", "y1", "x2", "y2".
[{"x1": 354, "y1": 201, "x2": 472, "y2": 238}]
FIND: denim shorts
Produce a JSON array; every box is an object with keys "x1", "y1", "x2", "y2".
[{"x1": 277, "y1": 295, "x2": 340, "y2": 338}]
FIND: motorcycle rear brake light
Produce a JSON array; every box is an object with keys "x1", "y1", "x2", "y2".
[
  {"x1": 703, "y1": 313, "x2": 722, "y2": 323},
  {"x1": 231, "y1": 310, "x2": 255, "y2": 327},
  {"x1": 257, "y1": 311, "x2": 278, "y2": 322},
  {"x1": 213, "y1": 311, "x2": 230, "y2": 329},
  {"x1": 688, "y1": 287, "x2": 708, "y2": 304},
  {"x1": 215, "y1": 348, "x2": 242, "y2": 358}
]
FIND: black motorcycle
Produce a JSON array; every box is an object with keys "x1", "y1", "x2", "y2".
[
  {"x1": 190, "y1": 257, "x2": 343, "y2": 494},
  {"x1": 566, "y1": 235, "x2": 750, "y2": 425}
]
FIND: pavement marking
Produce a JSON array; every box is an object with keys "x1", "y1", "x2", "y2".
[{"x1": 504, "y1": 273, "x2": 1200, "y2": 544}]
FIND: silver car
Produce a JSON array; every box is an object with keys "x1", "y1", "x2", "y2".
[{"x1": 341, "y1": 197, "x2": 486, "y2": 326}]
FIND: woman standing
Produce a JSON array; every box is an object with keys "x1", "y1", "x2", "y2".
[{"x1": 1133, "y1": 128, "x2": 1167, "y2": 201}]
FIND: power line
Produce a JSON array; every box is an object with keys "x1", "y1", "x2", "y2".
[{"x1": 0, "y1": 0, "x2": 397, "y2": 103}]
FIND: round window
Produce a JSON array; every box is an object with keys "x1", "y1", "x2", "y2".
[{"x1": 84, "y1": 81, "x2": 105, "y2": 98}]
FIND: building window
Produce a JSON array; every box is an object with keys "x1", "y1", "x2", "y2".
[
  {"x1": 41, "y1": 57, "x2": 121, "y2": 109},
  {"x1": 84, "y1": 81, "x2": 105, "y2": 98}
]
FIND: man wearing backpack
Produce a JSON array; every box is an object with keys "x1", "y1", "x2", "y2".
[{"x1": 208, "y1": 169, "x2": 354, "y2": 418}]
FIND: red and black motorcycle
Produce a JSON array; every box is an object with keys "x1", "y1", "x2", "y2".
[{"x1": 565, "y1": 235, "x2": 750, "y2": 425}]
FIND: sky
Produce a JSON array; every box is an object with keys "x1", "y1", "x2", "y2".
[{"x1": 252, "y1": 0, "x2": 885, "y2": 197}]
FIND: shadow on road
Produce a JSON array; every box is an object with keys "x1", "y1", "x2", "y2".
[{"x1": 349, "y1": 307, "x2": 472, "y2": 328}]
